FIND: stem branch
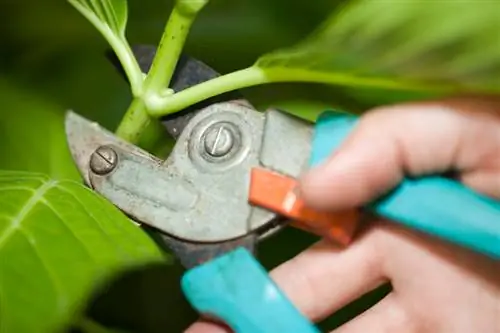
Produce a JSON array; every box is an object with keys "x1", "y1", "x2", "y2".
[
  {"x1": 146, "y1": 66, "x2": 458, "y2": 117},
  {"x1": 111, "y1": 39, "x2": 144, "y2": 97},
  {"x1": 146, "y1": 67, "x2": 268, "y2": 116},
  {"x1": 115, "y1": 1, "x2": 207, "y2": 144}
]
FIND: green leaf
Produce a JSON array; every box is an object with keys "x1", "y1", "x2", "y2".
[
  {"x1": 67, "y1": 0, "x2": 143, "y2": 95},
  {"x1": 0, "y1": 79, "x2": 80, "y2": 181},
  {"x1": 255, "y1": 0, "x2": 500, "y2": 95},
  {"x1": 0, "y1": 170, "x2": 166, "y2": 333}
]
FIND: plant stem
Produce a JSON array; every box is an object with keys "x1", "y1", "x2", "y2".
[
  {"x1": 146, "y1": 66, "x2": 462, "y2": 117},
  {"x1": 111, "y1": 38, "x2": 144, "y2": 97},
  {"x1": 115, "y1": 1, "x2": 207, "y2": 144},
  {"x1": 142, "y1": 6, "x2": 194, "y2": 95},
  {"x1": 115, "y1": 98, "x2": 150, "y2": 144},
  {"x1": 146, "y1": 67, "x2": 267, "y2": 116}
]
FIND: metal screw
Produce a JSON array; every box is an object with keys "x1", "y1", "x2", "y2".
[
  {"x1": 203, "y1": 123, "x2": 235, "y2": 157},
  {"x1": 90, "y1": 146, "x2": 118, "y2": 175}
]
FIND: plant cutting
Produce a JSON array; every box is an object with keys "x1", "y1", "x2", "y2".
[{"x1": 1, "y1": 0, "x2": 500, "y2": 332}]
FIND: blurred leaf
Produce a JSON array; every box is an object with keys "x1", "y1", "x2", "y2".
[
  {"x1": 0, "y1": 79, "x2": 80, "y2": 181},
  {"x1": 249, "y1": 0, "x2": 343, "y2": 37},
  {"x1": 0, "y1": 170, "x2": 166, "y2": 333},
  {"x1": 256, "y1": 0, "x2": 500, "y2": 95}
]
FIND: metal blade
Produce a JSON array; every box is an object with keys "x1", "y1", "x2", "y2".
[
  {"x1": 64, "y1": 111, "x2": 155, "y2": 186},
  {"x1": 158, "y1": 232, "x2": 257, "y2": 269}
]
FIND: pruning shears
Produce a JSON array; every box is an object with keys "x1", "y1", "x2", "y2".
[{"x1": 65, "y1": 46, "x2": 500, "y2": 333}]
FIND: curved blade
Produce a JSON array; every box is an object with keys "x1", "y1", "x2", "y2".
[{"x1": 64, "y1": 110, "x2": 154, "y2": 186}]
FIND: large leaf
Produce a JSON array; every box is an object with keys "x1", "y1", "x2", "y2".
[
  {"x1": 0, "y1": 79, "x2": 80, "y2": 181},
  {"x1": 67, "y1": 0, "x2": 142, "y2": 95},
  {"x1": 0, "y1": 170, "x2": 166, "y2": 333},
  {"x1": 255, "y1": 0, "x2": 500, "y2": 94}
]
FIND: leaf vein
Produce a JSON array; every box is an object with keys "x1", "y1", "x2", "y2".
[
  {"x1": 0, "y1": 186, "x2": 36, "y2": 193},
  {"x1": 0, "y1": 180, "x2": 57, "y2": 250},
  {"x1": 0, "y1": 175, "x2": 47, "y2": 182}
]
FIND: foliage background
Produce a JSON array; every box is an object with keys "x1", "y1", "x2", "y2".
[{"x1": 0, "y1": 0, "x2": 389, "y2": 331}]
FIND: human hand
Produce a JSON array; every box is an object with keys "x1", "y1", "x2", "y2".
[{"x1": 185, "y1": 96, "x2": 500, "y2": 333}]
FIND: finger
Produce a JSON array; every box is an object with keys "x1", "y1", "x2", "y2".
[
  {"x1": 300, "y1": 96, "x2": 500, "y2": 211},
  {"x1": 267, "y1": 225, "x2": 387, "y2": 322},
  {"x1": 185, "y1": 319, "x2": 231, "y2": 333},
  {"x1": 460, "y1": 169, "x2": 500, "y2": 198},
  {"x1": 185, "y1": 225, "x2": 387, "y2": 333},
  {"x1": 330, "y1": 295, "x2": 412, "y2": 333}
]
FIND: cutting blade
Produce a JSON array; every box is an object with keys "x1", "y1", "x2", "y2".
[{"x1": 64, "y1": 111, "x2": 156, "y2": 186}]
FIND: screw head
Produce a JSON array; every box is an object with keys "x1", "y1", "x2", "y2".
[
  {"x1": 90, "y1": 146, "x2": 117, "y2": 175},
  {"x1": 203, "y1": 123, "x2": 235, "y2": 157}
]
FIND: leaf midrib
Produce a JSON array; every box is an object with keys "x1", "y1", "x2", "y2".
[{"x1": 0, "y1": 180, "x2": 57, "y2": 250}]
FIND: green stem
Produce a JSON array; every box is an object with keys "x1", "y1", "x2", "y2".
[
  {"x1": 146, "y1": 66, "x2": 460, "y2": 117},
  {"x1": 115, "y1": 1, "x2": 207, "y2": 144},
  {"x1": 111, "y1": 38, "x2": 144, "y2": 97},
  {"x1": 146, "y1": 67, "x2": 268, "y2": 116},
  {"x1": 115, "y1": 98, "x2": 151, "y2": 144},
  {"x1": 142, "y1": 6, "x2": 195, "y2": 95}
]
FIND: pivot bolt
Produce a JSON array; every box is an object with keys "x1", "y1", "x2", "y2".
[
  {"x1": 203, "y1": 123, "x2": 235, "y2": 157},
  {"x1": 90, "y1": 146, "x2": 117, "y2": 175}
]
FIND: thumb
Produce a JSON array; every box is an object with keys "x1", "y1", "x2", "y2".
[{"x1": 300, "y1": 96, "x2": 500, "y2": 211}]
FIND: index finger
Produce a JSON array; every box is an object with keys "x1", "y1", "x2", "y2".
[{"x1": 300, "y1": 96, "x2": 500, "y2": 211}]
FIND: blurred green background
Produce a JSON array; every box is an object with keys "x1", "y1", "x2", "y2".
[{"x1": 0, "y1": 0, "x2": 390, "y2": 331}]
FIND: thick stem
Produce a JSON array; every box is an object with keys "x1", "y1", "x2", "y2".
[
  {"x1": 142, "y1": 6, "x2": 194, "y2": 95},
  {"x1": 114, "y1": 2, "x2": 206, "y2": 145},
  {"x1": 146, "y1": 66, "x2": 460, "y2": 117},
  {"x1": 115, "y1": 98, "x2": 151, "y2": 144}
]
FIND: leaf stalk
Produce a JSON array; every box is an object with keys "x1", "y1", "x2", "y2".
[
  {"x1": 67, "y1": 1, "x2": 143, "y2": 96},
  {"x1": 146, "y1": 66, "x2": 461, "y2": 117}
]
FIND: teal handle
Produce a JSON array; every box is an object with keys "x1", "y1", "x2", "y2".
[
  {"x1": 311, "y1": 111, "x2": 500, "y2": 259},
  {"x1": 181, "y1": 248, "x2": 320, "y2": 333}
]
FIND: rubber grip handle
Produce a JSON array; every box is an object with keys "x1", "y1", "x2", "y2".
[
  {"x1": 181, "y1": 248, "x2": 320, "y2": 333},
  {"x1": 311, "y1": 111, "x2": 500, "y2": 259}
]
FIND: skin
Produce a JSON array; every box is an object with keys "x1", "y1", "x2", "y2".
[{"x1": 186, "y1": 96, "x2": 500, "y2": 333}]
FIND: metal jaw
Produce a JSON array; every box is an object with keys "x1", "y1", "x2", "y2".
[{"x1": 66, "y1": 101, "x2": 314, "y2": 267}]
